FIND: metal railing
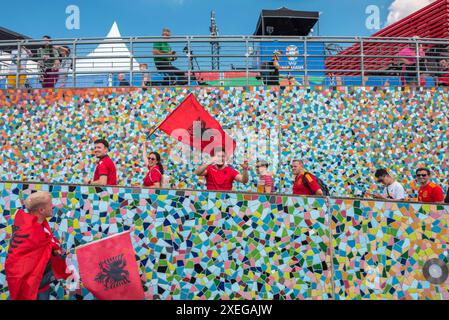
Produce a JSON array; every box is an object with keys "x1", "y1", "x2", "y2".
[{"x1": 1, "y1": 35, "x2": 449, "y2": 88}]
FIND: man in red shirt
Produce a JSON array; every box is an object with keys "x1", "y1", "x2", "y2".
[
  {"x1": 84, "y1": 139, "x2": 117, "y2": 185},
  {"x1": 194, "y1": 147, "x2": 249, "y2": 191},
  {"x1": 291, "y1": 159, "x2": 323, "y2": 196},
  {"x1": 416, "y1": 168, "x2": 444, "y2": 203},
  {"x1": 5, "y1": 192, "x2": 72, "y2": 300}
]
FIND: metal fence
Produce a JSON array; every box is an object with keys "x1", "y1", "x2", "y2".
[{"x1": 1, "y1": 35, "x2": 449, "y2": 88}]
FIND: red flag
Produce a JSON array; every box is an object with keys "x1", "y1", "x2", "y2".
[
  {"x1": 5, "y1": 209, "x2": 70, "y2": 300},
  {"x1": 76, "y1": 231, "x2": 144, "y2": 300},
  {"x1": 158, "y1": 93, "x2": 236, "y2": 157}
]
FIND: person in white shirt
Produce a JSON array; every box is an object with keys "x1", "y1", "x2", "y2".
[
  {"x1": 7, "y1": 47, "x2": 32, "y2": 88},
  {"x1": 56, "y1": 46, "x2": 72, "y2": 88},
  {"x1": 367, "y1": 168, "x2": 408, "y2": 200}
]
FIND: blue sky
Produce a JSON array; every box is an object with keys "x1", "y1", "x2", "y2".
[{"x1": 0, "y1": 0, "x2": 418, "y2": 39}]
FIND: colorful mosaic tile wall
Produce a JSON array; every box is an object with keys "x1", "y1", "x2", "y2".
[
  {"x1": 279, "y1": 86, "x2": 449, "y2": 196},
  {"x1": 1, "y1": 86, "x2": 448, "y2": 197},
  {"x1": 0, "y1": 182, "x2": 447, "y2": 300},
  {"x1": 0, "y1": 182, "x2": 333, "y2": 300},
  {"x1": 329, "y1": 198, "x2": 449, "y2": 299}
]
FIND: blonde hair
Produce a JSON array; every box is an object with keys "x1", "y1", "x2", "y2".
[
  {"x1": 292, "y1": 159, "x2": 304, "y2": 165},
  {"x1": 25, "y1": 192, "x2": 52, "y2": 212}
]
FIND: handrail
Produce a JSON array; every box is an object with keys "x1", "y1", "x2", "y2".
[
  {"x1": 1, "y1": 35, "x2": 449, "y2": 88},
  {"x1": 2, "y1": 179, "x2": 446, "y2": 206}
]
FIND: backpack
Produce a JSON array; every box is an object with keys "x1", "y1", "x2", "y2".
[
  {"x1": 302, "y1": 172, "x2": 330, "y2": 196},
  {"x1": 445, "y1": 186, "x2": 449, "y2": 204}
]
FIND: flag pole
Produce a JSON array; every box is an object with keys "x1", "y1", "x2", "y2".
[
  {"x1": 145, "y1": 93, "x2": 194, "y2": 139},
  {"x1": 146, "y1": 119, "x2": 165, "y2": 139}
]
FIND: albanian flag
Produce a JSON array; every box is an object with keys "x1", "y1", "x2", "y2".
[
  {"x1": 5, "y1": 209, "x2": 70, "y2": 300},
  {"x1": 158, "y1": 93, "x2": 236, "y2": 158},
  {"x1": 76, "y1": 231, "x2": 144, "y2": 300}
]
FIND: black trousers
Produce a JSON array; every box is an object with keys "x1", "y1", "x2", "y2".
[{"x1": 154, "y1": 61, "x2": 187, "y2": 85}]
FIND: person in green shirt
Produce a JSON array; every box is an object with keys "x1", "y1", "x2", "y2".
[
  {"x1": 152, "y1": 28, "x2": 187, "y2": 85},
  {"x1": 36, "y1": 35, "x2": 60, "y2": 88}
]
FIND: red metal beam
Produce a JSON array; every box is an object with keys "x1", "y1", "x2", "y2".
[{"x1": 326, "y1": 0, "x2": 449, "y2": 75}]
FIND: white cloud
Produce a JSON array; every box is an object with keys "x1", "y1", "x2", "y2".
[{"x1": 387, "y1": 0, "x2": 437, "y2": 25}]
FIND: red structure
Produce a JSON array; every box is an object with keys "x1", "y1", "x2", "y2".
[{"x1": 326, "y1": 0, "x2": 449, "y2": 75}]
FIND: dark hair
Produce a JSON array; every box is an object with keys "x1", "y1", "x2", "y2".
[
  {"x1": 416, "y1": 167, "x2": 431, "y2": 175},
  {"x1": 94, "y1": 139, "x2": 110, "y2": 149},
  {"x1": 43, "y1": 35, "x2": 51, "y2": 40},
  {"x1": 374, "y1": 168, "x2": 389, "y2": 178},
  {"x1": 150, "y1": 152, "x2": 164, "y2": 174}
]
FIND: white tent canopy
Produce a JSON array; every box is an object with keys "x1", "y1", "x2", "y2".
[{"x1": 76, "y1": 22, "x2": 140, "y2": 73}]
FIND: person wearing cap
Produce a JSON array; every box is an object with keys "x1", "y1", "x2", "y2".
[
  {"x1": 152, "y1": 27, "x2": 187, "y2": 85},
  {"x1": 255, "y1": 160, "x2": 274, "y2": 193}
]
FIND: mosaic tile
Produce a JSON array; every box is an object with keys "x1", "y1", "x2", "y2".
[{"x1": 0, "y1": 182, "x2": 332, "y2": 300}]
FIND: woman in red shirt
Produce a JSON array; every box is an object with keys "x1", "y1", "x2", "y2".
[{"x1": 142, "y1": 144, "x2": 164, "y2": 188}]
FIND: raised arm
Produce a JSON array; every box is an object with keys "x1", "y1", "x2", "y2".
[
  {"x1": 195, "y1": 156, "x2": 218, "y2": 177},
  {"x1": 234, "y1": 161, "x2": 249, "y2": 184},
  {"x1": 143, "y1": 142, "x2": 149, "y2": 167}
]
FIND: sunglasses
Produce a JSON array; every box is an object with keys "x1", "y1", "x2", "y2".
[
  {"x1": 416, "y1": 174, "x2": 428, "y2": 177},
  {"x1": 376, "y1": 179, "x2": 384, "y2": 184},
  {"x1": 148, "y1": 157, "x2": 157, "y2": 161}
]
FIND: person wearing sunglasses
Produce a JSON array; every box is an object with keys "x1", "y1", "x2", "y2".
[
  {"x1": 367, "y1": 168, "x2": 407, "y2": 200},
  {"x1": 255, "y1": 160, "x2": 274, "y2": 193},
  {"x1": 142, "y1": 143, "x2": 164, "y2": 188},
  {"x1": 416, "y1": 168, "x2": 444, "y2": 203}
]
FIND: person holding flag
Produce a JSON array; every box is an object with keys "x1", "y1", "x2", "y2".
[
  {"x1": 155, "y1": 93, "x2": 237, "y2": 159},
  {"x1": 5, "y1": 191, "x2": 73, "y2": 300},
  {"x1": 150, "y1": 93, "x2": 245, "y2": 191},
  {"x1": 194, "y1": 147, "x2": 249, "y2": 191}
]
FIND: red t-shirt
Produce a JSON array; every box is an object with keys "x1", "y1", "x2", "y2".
[
  {"x1": 418, "y1": 182, "x2": 444, "y2": 203},
  {"x1": 292, "y1": 172, "x2": 321, "y2": 196},
  {"x1": 438, "y1": 70, "x2": 449, "y2": 86},
  {"x1": 143, "y1": 166, "x2": 162, "y2": 187},
  {"x1": 94, "y1": 155, "x2": 117, "y2": 185},
  {"x1": 205, "y1": 165, "x2": 239, "y2": 191}
]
